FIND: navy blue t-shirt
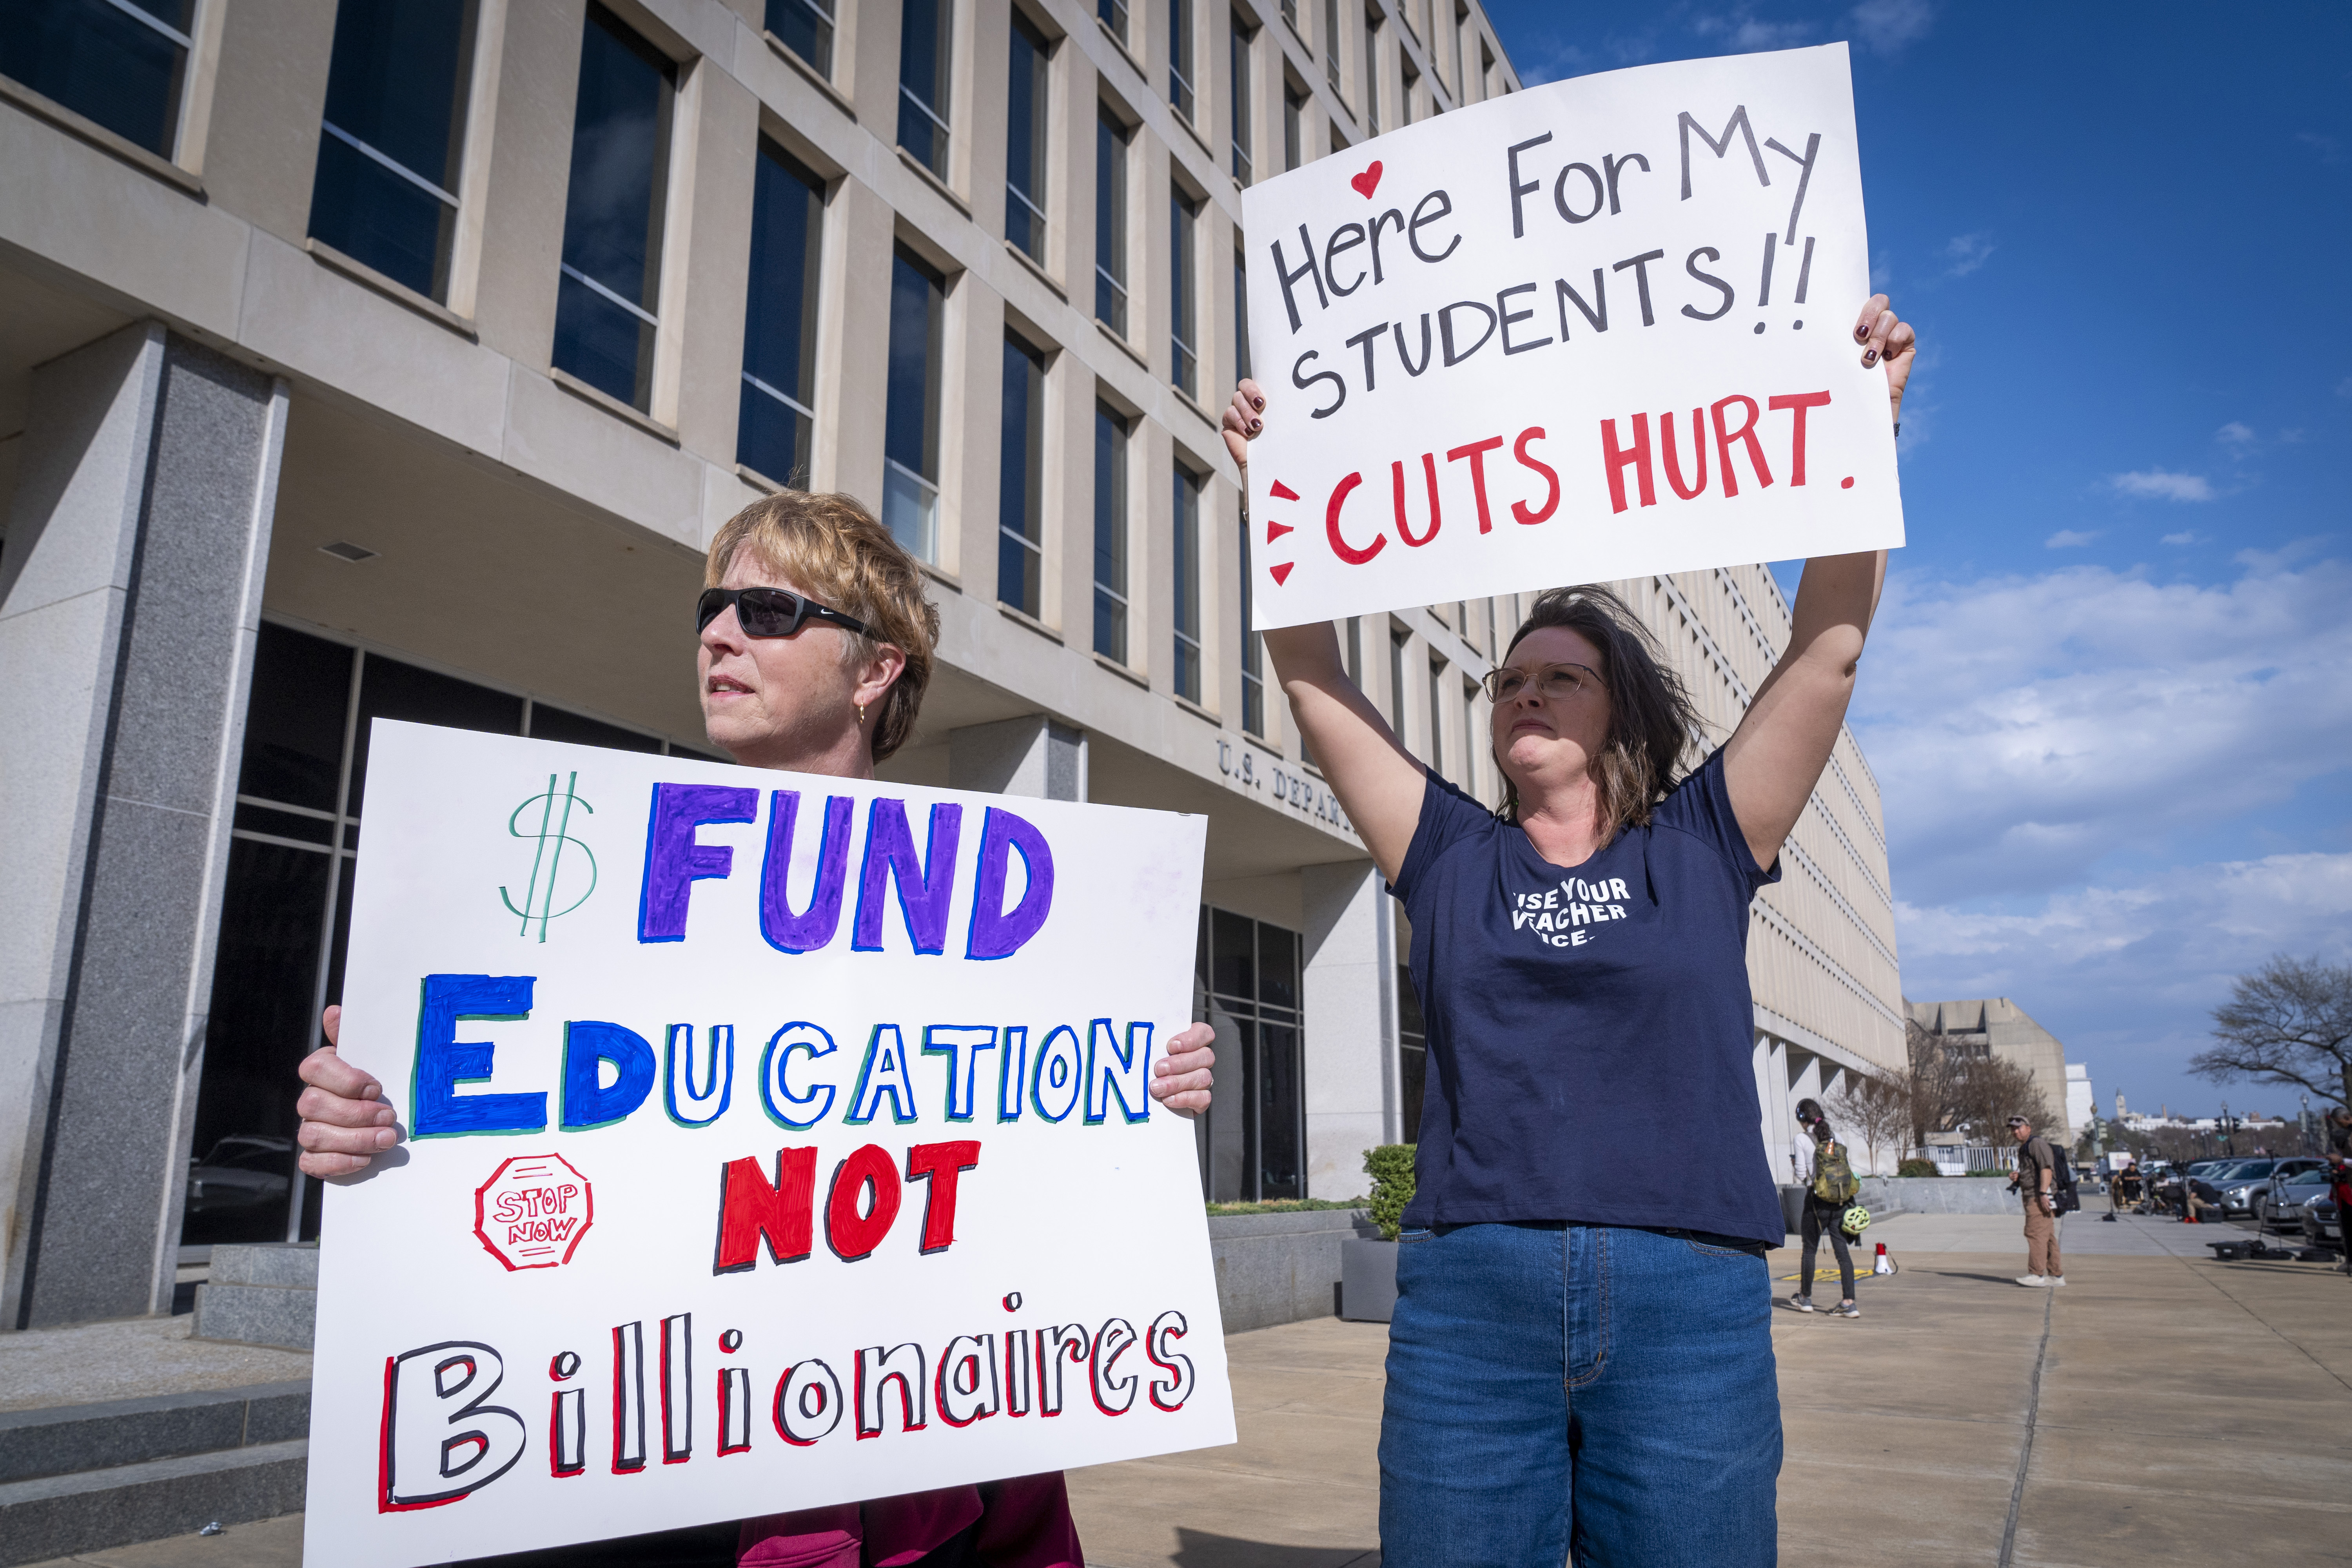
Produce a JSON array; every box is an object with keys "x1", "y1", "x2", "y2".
[{"x1": 1394, "y1": 749, "x2": 1787, "y2": 1246}]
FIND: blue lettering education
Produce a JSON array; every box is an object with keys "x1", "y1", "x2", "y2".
[
  {"x1": 760, "y1": 1023, "x2": 839, "y2": 1130},
  {"x1": 845, "y1": 1024, "x2": 920, "y2": 1124},
  {"x1": 921, "y1": 1025, "x2": 998, "y2": 1122},
  {"x1": 1030, "y1": 1025, "x2": 1083, "y2": 1123},
  {"x1": 561, "y1": 1020, "x2": 658, "y2": 1131},
  {"x1": 638, "y1": 784, "x2": 758, "y2": 942},
  {"x1": 412, "y1": 974, "x2": 545, "y2": 1137},
  {"x1": 1084, "y1": 1020, "x2": 1154, "y2": 1125},
  {"x1": 663, "y1": 1024, "x2": 733, "y2": 1127}
]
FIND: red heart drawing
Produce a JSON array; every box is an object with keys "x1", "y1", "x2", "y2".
[{"x1": 1350, "y1": 161, "x2": 1383, "y2": 200}]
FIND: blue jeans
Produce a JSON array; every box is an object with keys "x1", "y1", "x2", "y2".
[{"x1": 1378, "y1": 1222, "x2": 1780, "y2": 1568}]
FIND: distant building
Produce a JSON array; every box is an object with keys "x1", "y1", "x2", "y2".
[
  {"x1": 1907, "y1": 997, "x2": 2076, "y2": 1145},
  {"x1": 2066, "y1": 1063, "x2": 2094, "y2": 1143}
]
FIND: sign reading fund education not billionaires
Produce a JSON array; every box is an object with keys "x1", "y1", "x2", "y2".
[
  {"x1": 304, "y1": 722, "x2": 1228, "y2": 1568},
  {"x1": 1240, "y1": 44, "x2": 1904, "y2": 628}
]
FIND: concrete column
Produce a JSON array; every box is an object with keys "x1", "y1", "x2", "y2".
[
  {"x1": 0, "y1": 324, "x2": 287, "y2": 1330},
  {"x1": 947, "y1": 715, "x2": 1087, "y2": 801},
  {"x1": 1299, "y1": 859, "x2": 1394, "y2": 1200},
  {"x1": 1754, "y1": 1033, "x2": 1792, "y2": 1193}
]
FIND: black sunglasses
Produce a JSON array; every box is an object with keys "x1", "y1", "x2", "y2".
[{"x1": 696, "y1": 587, "x2": 871, "y2": 640}]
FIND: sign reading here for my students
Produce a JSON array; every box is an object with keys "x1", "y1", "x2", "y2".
[
  {"x1": 304, "y1": 721, "x2": 1228, "y2": 1568},
  {"x1": 1240, "y1": 44, "x2": 1902, "y2": 628}
]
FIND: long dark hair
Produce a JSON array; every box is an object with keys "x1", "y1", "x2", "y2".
[
  {"x1": 1494, "y1": 584, "x2": 1700, "y2": 838},
  {"x1": 1795, "y1": 1097, "x2": 1834, "y2": 1142}
]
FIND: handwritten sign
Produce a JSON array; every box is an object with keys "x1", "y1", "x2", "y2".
[
  {"x1": 303, "y1": 722, "x2": 1230, "y2": 1568},
  {"x1": 1240, "y1": 44, "x2": 1903, "y2": 628}
]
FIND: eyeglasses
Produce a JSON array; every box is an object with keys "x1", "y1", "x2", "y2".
[
  {"x1": 1481, "y1": 661, "x2": 1602, "y2": 704},
  {"x1": 696, "y1": 587, "x2": 871, "y2": 641}
]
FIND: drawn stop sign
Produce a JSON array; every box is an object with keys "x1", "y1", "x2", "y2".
[{"x1": 473, "y1": 1153, "x2": 595, "y2": 1270}]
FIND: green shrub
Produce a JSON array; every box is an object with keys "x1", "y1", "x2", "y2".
[
  {"x1": 1896, "y1": 1158, "x2": 1939, "y2": 1178},
  {"x1": 1970, "y1": 1166, "x2": 2013, "y2": 1177},
  {"x1": 1204, "y1": 1198, "x2": 1363, "y2": 1216},
  {"x1": 1363, "y1": 1144, "x2": 1417, "y2": 1241}
]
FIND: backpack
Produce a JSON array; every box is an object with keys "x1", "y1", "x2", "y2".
[
  {"x1": 2051, "y1": 1155, "x2": 2081, "y2": 1215},
  {"x1": 1812, "y1": 1141, "x2": 1859, "y2": 1205}
]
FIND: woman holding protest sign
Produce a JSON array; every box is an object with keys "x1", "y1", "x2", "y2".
[
  {"x1": 1223, "y1": 294, "x2": 1915, "y2": 1566},
  {"x1": 295, "y1": 490, "x2": 1220, "y2": 1568}
]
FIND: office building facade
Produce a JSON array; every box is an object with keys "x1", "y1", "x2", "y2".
[{"x1": 0, "y1": 0, "x2": 1897, "y2": 1328}]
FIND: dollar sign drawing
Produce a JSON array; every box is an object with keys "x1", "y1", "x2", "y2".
[{"x1": 501, "y1": 772, "x2": 598, "y2": 942}]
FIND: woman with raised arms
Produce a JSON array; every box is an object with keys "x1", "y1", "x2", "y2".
[
  {"x1": 1221, "y1": 295, "x2": 1916, "y2": 1567},
  {"x1": 294, "y1": 490, "x2": 1219, "y2": 1568}
]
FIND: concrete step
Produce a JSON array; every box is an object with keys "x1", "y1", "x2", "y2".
[
  {"x1": 0, "y1": 1380, "x2": 308, "y2": 1484},
  {"x1": 193, "y1": 1243, "x2": 318, "y2": 1350},
  {"x1": 0, "y1": 1437, "x2": 307, "y2": 1567}
]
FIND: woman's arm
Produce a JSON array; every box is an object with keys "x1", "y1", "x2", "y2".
[
  {"x1": 1225, "y1": 381, "x2": 1428, "y2": 884},
  {"x1": 1722, "y1": 296, "x2": 1915, "y2": 871}
]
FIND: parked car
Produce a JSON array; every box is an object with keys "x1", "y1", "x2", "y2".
[
  {"x1": 2154, "y1": 1159, "x2": 2232, "y2": 1209},
  {"x1": 2306, "y1": 1192, "x2": 2341, "y2": 1250},
  {"x1": 2254, "y1": 1163, "x2": 2333, "y2": 1230},
  {"x1": 2211, "y1": 1158, "x2": 2302, "y2": 1218},
  {"x1": 185, "y1": 1134, "x2": 294, "y2": 1216}
]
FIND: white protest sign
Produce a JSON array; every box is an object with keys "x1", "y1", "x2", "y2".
[
  {"x1": 303, "y1": 722, "x2": 1230, "y2": 1568},
  {"x1": 1241, "y1": 44, "x2": 1902, "y2": 628}
]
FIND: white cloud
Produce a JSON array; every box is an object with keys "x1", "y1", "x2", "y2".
[
  {"x1": 1690, "y1": 11, "x2": 1817, "y2": 51},
  {"x1": 2160, "y1": 531, "x2": 2199, "y2": 546},
  {"x1": 1940, "y1": 232, "x2": 1994, "y2": 278},
  {"x1": 1894, "y1": 853, "x2": 2352, "y2": 1114},
  {"x1": 2215, "y1": 421, "x2": 2257, "y2": 451},
  {"x1": 2111, "y1": 469, "x2": 2215, "y2": 502},
  {"x1": 2044, "y1": 529, "x2": 2098, "y2": 549},
  {"x1": 1849, "y1": 555, "x2": 2352, "y2": 906},
  {"x1": 1849, "y1": 0, "x2": 1935, "y2": 54}
]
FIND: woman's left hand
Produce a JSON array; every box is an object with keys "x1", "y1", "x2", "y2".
[
  {"x1": 1853, "y1": 295, "x2": 1917, "y2": 422},
  {"x1": 1151, "y1": 1023, "x2": 1216, "y2": 1118}
]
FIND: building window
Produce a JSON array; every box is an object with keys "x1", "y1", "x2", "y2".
[
  {"x1": 998, "y1": 334, "x2": 1046, "y2": 617},
  {"x1": 1229, "y1": 17, "x2": 1252, "y2": 184},
  {"x1": 1463, "y1": 675, "x2": 1482, "y2": 795},
  {"x1": 1, "y1": 0, "x2": 192, "y2": 157},
  {"x1": 188, "y1": 624, "x2": 673, "y2": 1247},
  {"x1": 308, "y1": 0, "x2": 475, "y2": 303},
  {"x1": 883, "y1": 247, "x2": 946, "y2": 562},
  {"x1": 1094, "y1": 107, "x2": 1129, "y2": 334},
  {"x1": 1098, "y1": 0, "x2": 1128, "y2": 46},
  {"x1": 1168, "y1": 0, "x2": 1195, "y2": 120},
  {"x1": 1345, "y1": 616, "x2": 1361, "y2": 682},
  {"x1": 1362, "y1": 11, "x2": 1378, "y2": 133},
  {"x1": 1427, "y1": 655, "x2": 1446, "y2": 775},
  {"x1": 1233, "y1": 249, "x2": 1250, "y2": 382},
  {"x1": 1400, "y1": 58, "x2": 1417, "y2": 126},
  {"x1": 1389, "y1": 624, "x2": 1408, "y2": 739},
  {"x1": 897, "y1": 0, "x2": 952, "y2": 180},
  {"x1": 1239, "y1": 513, "x2": 1264, "y2": 736},
  {"x1": 1280, "y1": 0, "x2": 1298, "y2": 30},
  {"x1": 1282, "y1": 82, "x2": 1303, "y2": 171},
  {"x1": 552, "y1": 5, "x2": 675, "y2": 412},
  {"x1": 1398, "y1": 962, "x2": 1426, "y2": 1143},
  {"x1": 1170, "y1": 189, "x2": 1199, "y2": 398},
  {"x1": 1005, "y1": 12, "x2": 1049, "y2": 260},
  {"x1": 1197, "y1": 909, "x2": 1305, "y2": 1202},
  {"x1": 1093, "y1": 403, "x2": 1129, "y2": 662},
  {"x1": 765, "y1": 0, "x2": 834, "y2": 74},
  {"x1": 738, "y1": 137, "x2": 825, "y2": 489},
  {"x1": 1323, "y1": 0, "x2": 1341, "y2": 91},
  {"x1": 1173, "y1": 465, "x2": 1203, "y2": 702}
]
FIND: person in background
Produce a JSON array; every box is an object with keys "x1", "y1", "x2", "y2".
[
  {"x1": 2326, "y1": 1107, "x2": 2352, "y2": 1274},
  {"x1": 2008, "y1": 1115, "x2": 2066, "y2": 1288},
  {"x1": 294, "y1": 492, "x2": 1220, "y2": 1568},
  {"x1": 1788, "y1": 1100, "x2": 1859, "y2": 1319}
]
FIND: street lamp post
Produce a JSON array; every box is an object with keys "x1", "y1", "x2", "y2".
[
  {"x1": 2303, "y1": 1093, "x2": 2313, "y2": 1155},
  {"x1": 2221, "y1": 1100, "x2": 2233, "y2": 1158}
]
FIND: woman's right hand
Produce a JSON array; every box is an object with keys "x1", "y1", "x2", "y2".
[
  {"x1": 296, "y1": 1005, "x2": 400, "y2": 1177},
  {"x1": 1221, "y1": 378, "x2": 1264, "y2": 472}
]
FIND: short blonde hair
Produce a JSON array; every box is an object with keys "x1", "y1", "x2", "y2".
[{"x1": 704, "y1": 492, "x2": 939, "y2": 763}]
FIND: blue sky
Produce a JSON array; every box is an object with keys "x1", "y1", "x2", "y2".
[{"x1": 1479, "y1": 0, "x2": 2352, "y2": 1120}]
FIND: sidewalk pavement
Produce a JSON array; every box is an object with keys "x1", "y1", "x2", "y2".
[{"x1": 20, "y1": 1214, "x2": 2352, "y2": 1567}]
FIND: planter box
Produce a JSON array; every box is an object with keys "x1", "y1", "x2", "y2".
[
  {"x1": 1339, "y1": 1239, "x2": 1398, "y2": 1322},
  {"x1": 1206, "y1": 1209, "x2": 1376, "y2": 1331}
]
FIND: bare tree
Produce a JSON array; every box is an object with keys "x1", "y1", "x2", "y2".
[
  {"x1": 2190, "y1": 954, "x2": 2352, "y2": 1109},
  {"x1": 1826, "y1": 1070, "x2": 1912, "y2": 1174},
  {"x1": 1948, "y1": 1054, "x2": 2055, "y2": 1143},
  {"x1": 1904, "y1": 1018, "x2": 1962, "y2": 1149}
]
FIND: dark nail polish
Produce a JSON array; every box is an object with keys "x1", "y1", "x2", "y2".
[
  {"x1": 1253, "y1": 397, "x2": 1265, "y2": 410},
  {"x1": 1862, "y1": 349, "x2": 1878, "y2": 367},
  {"x1": 1249, "y1": 419, "x2": 1262, "y2": 433}
]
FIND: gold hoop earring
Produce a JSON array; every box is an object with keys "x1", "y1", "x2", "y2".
[{"x1": 857, "y1": 702, "x2": 867, "y2": 727}]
